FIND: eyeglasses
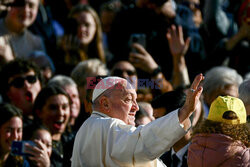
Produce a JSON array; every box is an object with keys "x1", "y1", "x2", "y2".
[
  {"x1": 112, "y1": 69, "x2": 137, "y2": 76},
  {"x1": 9, "y1": 75, "x2": 37, "y2": 88}
]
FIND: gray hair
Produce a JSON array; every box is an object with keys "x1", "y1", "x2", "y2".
[
  {"x1": 48, "y1": 75, "x2": 77, "y2": 88},
  {"x1": 71, "y1": 59, "x2": 109, "y2": 87},
  {"x1": 202, "y1": 66, "x2": 243, "y2": 96},
  {"x1": 239, "y1": 79, "x2": 250, "y2": 105}
]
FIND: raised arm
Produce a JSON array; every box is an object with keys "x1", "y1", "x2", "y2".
[
  {"x1": 178, "y1": 73, "x2": 204, "y2": 130},
  {"x1": 166, "y1": 25, "x2": 191, "y2": 89}
]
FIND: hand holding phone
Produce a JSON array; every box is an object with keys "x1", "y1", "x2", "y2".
[
  {"x1": 129, "y1": 33, "x2": 146, "y2": 53},
  {"x1": 11, "y1": 140, "x2": 36, "y2": 156}
]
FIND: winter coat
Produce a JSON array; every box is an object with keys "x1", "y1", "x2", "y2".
[{"x1": 188, "y1": 133, "x2": 250, "y2": 167}]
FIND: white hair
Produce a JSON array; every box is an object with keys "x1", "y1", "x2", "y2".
[
  {"x1": 48, "y1": 75, "x2": 77, "y2": 88},
  {"x1": 71, "y1": 59, "x2": 109, "y2": 87},
  {"x1": 202, "y1": 66, "x2": 243, "y2": 96}
]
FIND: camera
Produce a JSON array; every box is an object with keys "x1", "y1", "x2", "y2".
[
  {"x1": 11, "y1": 140, "x2": 36, "y2": 156},
  {"x1": 128, "y1": 33, "x2": 146, "y2": 53}
]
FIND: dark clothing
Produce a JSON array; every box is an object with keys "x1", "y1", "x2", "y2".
[
  {"x1": 3, "y1": 154, "x2": 30, "y2": 167},
  {"x1": 28, "y1": 3, "x2": 58, "y2": 59},
  {"x1": 160, "y1": 148, "x2": 188, "y2": 167},
  {"x1": 50, "y1": 133, "x2": 75, "y2": 167},
  {"x1": 207, "y1": 38, "x2": 250, "y2": 77},
  {"x1": 72, "y1": 102, "x2": 91, "y2": 132},
  {"x1": 22, "y1": 116, "x2": 34, "y2": 131}
]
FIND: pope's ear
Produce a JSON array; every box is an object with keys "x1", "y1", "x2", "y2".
[{"x1": 100, "y1": 96, "x2": 110, "y2": 112}]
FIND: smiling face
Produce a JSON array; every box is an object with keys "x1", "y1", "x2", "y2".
[
  {"x1": 6, "y1": 0, "x2": 39, "y2": 31},
  {"x1": 37, "y1": 94, "x2": 70, "y2": 139},
  {"x1": 0, "y1": 116, "x2": 22, "y2": 154},
  {"x1": 7, "y1": 70, "x2": 41, "y2": 116},
  {"x1": 107, "y1": 85, "x2": 139, "y2": 126},
  {"x1": 75, "y1": 11, "x2": 97, "y2": 46}
]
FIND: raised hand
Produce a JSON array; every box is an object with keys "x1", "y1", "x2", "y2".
[
  {"x1": 166, "y1": 25, "x2": 191, "y2": 88},
  {"x1": 0, "y1": 38, "x2": 14, "y2": 63},
  {"x1": 166, "y1": 25, "x2": 191, "y2": 58},
  {"x1": 178, "y1": 73, "x2": 204, "y2": 127},
  {"x1": 129, "y1": 43, "x2": 158, "y2": 74}
]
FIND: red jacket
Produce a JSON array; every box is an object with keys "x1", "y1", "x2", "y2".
[{"x1": 188, "y1": 133, "x2": 250, "y2": 167}]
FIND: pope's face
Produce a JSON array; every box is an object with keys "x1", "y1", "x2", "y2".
[{"x1": 108, "y1": 84, "x2": 139, "y2": 126}]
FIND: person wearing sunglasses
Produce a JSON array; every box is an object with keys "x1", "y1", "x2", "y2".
[
  {"x1": 111, "y1": 60, "x2": 174, "y2": 102},
  {"x1": 0, "y1": 58, "x2": 43, "y2": 129},
  {"x1": 111, "y1": 61, "x2": 138, "y2": 90}
]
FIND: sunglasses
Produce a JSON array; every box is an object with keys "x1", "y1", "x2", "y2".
[
  {"x1": 9, "y1": 75, "x2": 37, "y2": 88},
  {"x1": 112, "y1": 69, "x2": 137, "y2": 76}
]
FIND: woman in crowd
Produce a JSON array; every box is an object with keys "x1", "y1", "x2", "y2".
[
  {"x1": 0, "y1": 103, "x2": 26, "y2": 167},
  {"x1": 0, "y1": 102, "x2": 52, "y2": 167},
  {"x1": 48, "y1": 75, "x2": 81, "y2": 136},
  {"x1": 33, "y1": 85, "x2": 73, "y2": 167},
  {"x1": 56, "y1": 4, "x2": 105, "y2": 75}
]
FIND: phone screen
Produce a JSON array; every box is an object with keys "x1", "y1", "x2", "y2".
[
  {"x1": 129, "y1": 33, "x2": 146, "y2": 48},
  {"x1": 11, "y1": 141, "x2": 35, "y2": 156},
  {"x1": 129, "y1": 33, "x2": 146, "y2": 53}
]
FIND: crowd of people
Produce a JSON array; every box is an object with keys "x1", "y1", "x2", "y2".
[{"x1": 0, "y1": 0, "x2": 249, "y2": 166}]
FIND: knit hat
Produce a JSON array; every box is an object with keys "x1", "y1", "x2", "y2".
[
  {"x1": 92, "y1": 76, "x2": 134, "y2": 102},
  {"x1": 208, "y1": 96, "x2": 247, "y2": 124}
]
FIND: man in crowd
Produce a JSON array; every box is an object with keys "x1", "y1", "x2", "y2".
[
  {"x1": 71, "y1": 73, "x2": 204, "y2": 166},
  {"x1": 0, "y1": 59, "x2": 43, "y2": 128}
]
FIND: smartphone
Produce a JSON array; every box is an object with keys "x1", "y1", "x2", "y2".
[
  {"x1": 11, "y1": 140, "x2": 36, "y2": 156},
  {"x1": 129, "y1": 33, "x2": 146, "y2": 52}
]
